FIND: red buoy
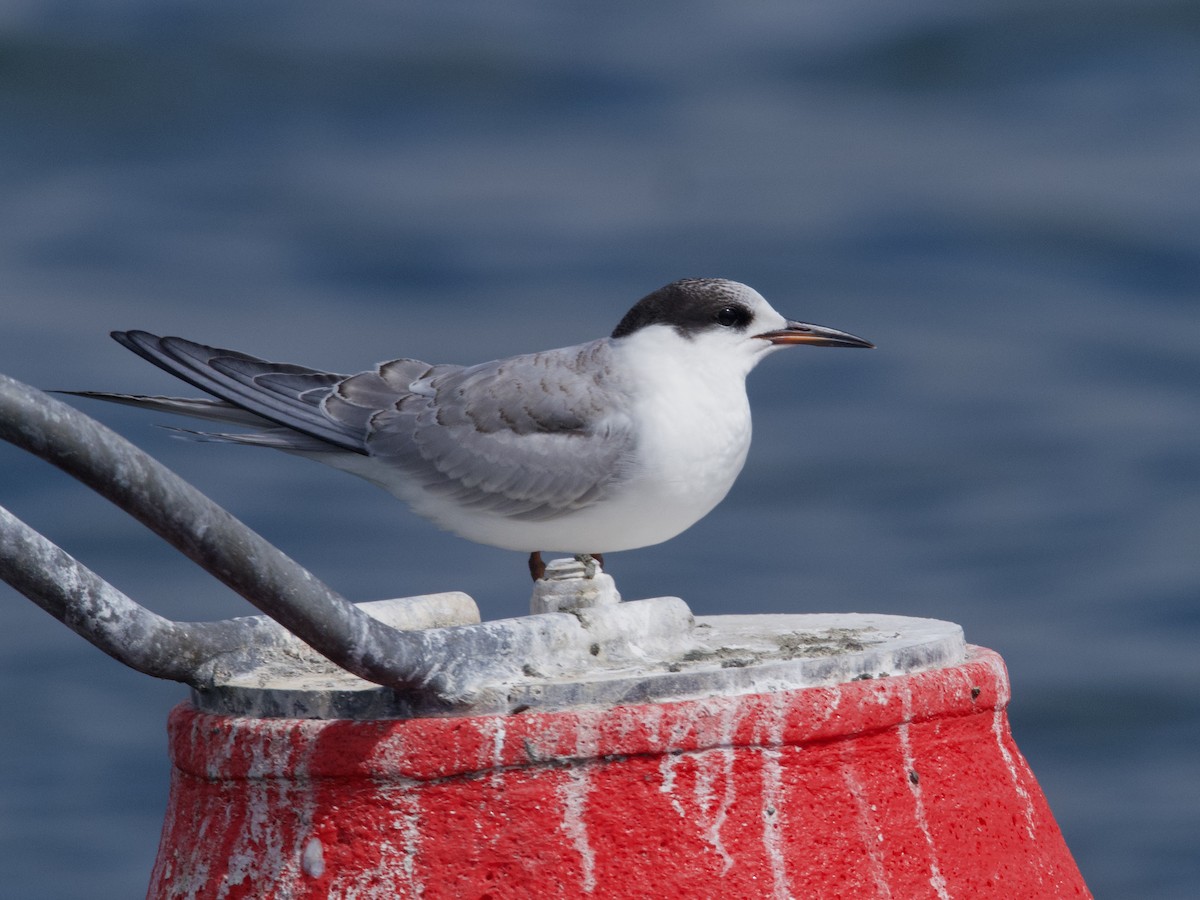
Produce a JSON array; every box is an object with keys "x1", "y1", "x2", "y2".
[{"x1": 149, "y1": 644, "x2": 1088, "y2": 898}]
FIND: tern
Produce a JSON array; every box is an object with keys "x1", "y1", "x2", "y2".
[{"x1": 75, "y1": 279, "x2": 873, "y2": 580}]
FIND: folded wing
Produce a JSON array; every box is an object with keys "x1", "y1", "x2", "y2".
[{"x1": 91, "y1": 331, "x2": 635, "y2": 521}]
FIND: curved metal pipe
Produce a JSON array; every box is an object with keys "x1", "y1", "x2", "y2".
[
  {"x1": 0, "y1": 372, "x2": 452, "y2": 697},
  {"x1": 0, "y1": 504, "x2": 261, "y2": 686}
]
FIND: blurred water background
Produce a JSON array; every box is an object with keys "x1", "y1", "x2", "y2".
[{"x1": 1, "y1": 1, "x2": 1197, "y2": 896}]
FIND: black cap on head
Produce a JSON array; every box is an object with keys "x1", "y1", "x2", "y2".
[{"x1": 611, "y1": 279, "x2": 754, "y2": 340}]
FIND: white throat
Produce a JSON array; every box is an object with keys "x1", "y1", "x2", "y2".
[{"x1": 611, "y1": 326, "x2": 758, "y2": 529}]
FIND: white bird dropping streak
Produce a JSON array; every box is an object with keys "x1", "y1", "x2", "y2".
[{"x1": 74, "y1": 279, "x2": 873, "y2": 579}]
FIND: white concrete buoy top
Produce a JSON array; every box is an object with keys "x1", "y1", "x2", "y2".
[{"x1": 193, "y1": 558, "x2": 965, "y2": 720}]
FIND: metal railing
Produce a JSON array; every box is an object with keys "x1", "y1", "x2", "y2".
[{"x1": 0, "y1": 373, "x2": 506, "y2": 702}]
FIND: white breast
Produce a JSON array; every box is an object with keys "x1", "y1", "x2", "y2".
[{"x1": 597, "y1": 327, "x2": 754, "y2": 546}]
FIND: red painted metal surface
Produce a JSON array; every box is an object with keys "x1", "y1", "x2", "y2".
[{"x1": 148, "y1": 647, "x2": 1090, "y2": 898}]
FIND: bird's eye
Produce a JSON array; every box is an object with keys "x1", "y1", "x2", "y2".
[{"x1": 715, "y1": 306, "x2": 746, "y2": 327}]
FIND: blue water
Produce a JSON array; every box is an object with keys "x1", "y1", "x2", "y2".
[{"x1": 1, "y1": 2, "x2": 1198, "y2": 896}]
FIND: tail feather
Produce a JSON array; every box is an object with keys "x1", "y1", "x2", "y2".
[
  {"x1": 109, "y1": 331, "x2": 366, "y2": 454},
  {"x1": 159, "y1": 424, "x2": 333, "y2": 451},
  {"x1": 62, "y1": 391, "x2": 334, "y2": 452},
  {"x1": 60, "y1": 391, "x2": 273, "y2": 427}
]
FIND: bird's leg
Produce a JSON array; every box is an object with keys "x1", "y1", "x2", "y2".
[
  {"x1": 528, "y1": 551, "x2": 546, "y2": 582},
  {"x1": 573, "y1": 552, "x2": 605, "y2": 579}
]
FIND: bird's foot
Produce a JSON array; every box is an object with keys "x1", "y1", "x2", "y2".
[{"x1": 528, "y1": 551, "x2": 546, "y2": 582}]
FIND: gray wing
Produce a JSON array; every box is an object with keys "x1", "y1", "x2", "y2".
[
  {"x1": 99, "y1": 331, "x2": 635, "y2": 520},
  {"x1": 358, "y1": 340, "x2": 636, "y2": 520}
]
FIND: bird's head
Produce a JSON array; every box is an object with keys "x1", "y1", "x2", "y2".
[{"x1": 611, "y1": 278, "x2": 873, "y2": 376}]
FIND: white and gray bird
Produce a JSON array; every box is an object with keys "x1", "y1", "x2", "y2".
[{"x1": 76, "y1": 279, "x2": 873, "y2": 580}]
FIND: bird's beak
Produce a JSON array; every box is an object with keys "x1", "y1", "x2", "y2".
[{"x1": 756, "y1": 321, "x2": 875, "y2": 349}]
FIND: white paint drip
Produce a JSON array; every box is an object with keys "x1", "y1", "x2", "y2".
[
  {"x1": 229, "y1": 722, "x2": 324, "y2": 896},
  {"x1": 184, "y1": 718, "x2": 214, "y2": 892},
  {"x1": 655, "y1": 698, "x2": 749, "y2": 874},
  {"x1": 713, "y1": 744, "x2": 738, "y2": 875},
  {"x1": 283, "y1": 725, "x2": 323, "y2": 890},
  {"x1": 480, "y1": 715, "x2": 508, "y2": 786},
  {"x1": 710, "y1": 705, "x2": 739, "y2": 873},
  {"x1": 813, "y1": 685, "x2": 843, "y2": 729},
  {"x1": 555, "y1": 719, "x2": 603, "y2": 894},
  {"x1": 396, "y1": 791, "x2": 425, "y2": 897},
  {"x1": 574, "y1": 711, "x2": 604, "y2": 761},
  {"x1": 217, "y1": 729, "x2": 290, "y2": 898},
  {"x1": 691, "y1": 747, "x2": 734, "y2": 873},
  {"x1": 214, "y1": 718, "x2": 243, "y2": 779},
  {"x1": 840, "y1": 743, "x2": 892, "y2": 899},
  {"x1": 631, "y1": 703, "x2": 664, "y2": 744},
  {"x1": 658, "y1": 749, "x2": 688, "y2": 819},
  {"x1": 758, "y1": 692, "x2": 790, "y2": 900},
  {"x1": 898, "y1": 689, "x2": 951, "y2": 900},
  {"x1": 657, "y1": 708, "x2": 700, "y2": 819},
  {"x1": 559, "y1": 766, "x2": 597, "y2": 893},
  {"x1": 987, "y1": 656, "x2": 1039, "y2": 842}
]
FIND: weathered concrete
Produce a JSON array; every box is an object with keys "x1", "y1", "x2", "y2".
[
  {"x1": 530, "y1": 557, "x2": 622, "y2": 614},
  {"x1": 193, "y1": 605, "x2": 966, "y2": 718}
]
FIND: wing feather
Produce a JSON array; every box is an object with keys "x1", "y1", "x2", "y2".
[{"x1": 366, "y1": 340, "x2": 634, "y2": 518}]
